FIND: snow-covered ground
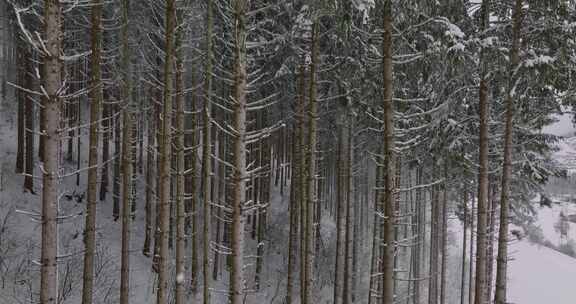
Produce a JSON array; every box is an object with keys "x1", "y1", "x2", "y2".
[
  {"x1": 508, "y1": 240, "x2": 576, "y2": 304},
  {"x1": 3, "y1": 97, "x2": 576, "y2": 303}
]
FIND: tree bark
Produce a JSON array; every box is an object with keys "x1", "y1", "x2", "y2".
[
  {"x1": 40, "y1": 0, "x2": 62, "y2": 303},
  {"x1": 16, "y1": 38, "x2": 24, "y2": 174},
  {"x1": 23, "y1": 42, "x2": 34, "y2": 192},
  {"x1": 381, "y1": 1, "x2": 396, "y2": 304},
  {"x1": 156, "y1": 0, "x2": 175, "y2": 302},
  {"x1": 175, "y1": 15, "x2": 186, "y2": 303},
  {"x1": 187, "y1": 59, "x2": 199, "y2": 295},
  {"x1": 143, "y1": 89, "x2": 154, "y2": 257},
  {"x1": 334, "y1": 111, "x2": 346, "y2": 304},
  {"x1": 461, "y1": 191, "x2": 468, "y2": 304},
  {"x1": 474, "y1": 2, "x2": 491, "y2": 304},
  {"x1": 119, "y1": 0, "x2": 132, "y2": 302},
  {"x1": 82, "y1": 1, "x2": 102, "y2": 303},
  {"x1": 440, "y1": 162, "x2": 449, "y2": 304},
  {"x1": 229, "y1": 1, "x2": 248, "y2": 303},
  {"x1": 303, "y1": 19, "x2": 319, "y2": 304},
  {"x1": 494, "y1": 1, "x2": 522, "y2": 303},
  {"x1": 203, "y1": 1, "x2": 214, "y2": 303}
]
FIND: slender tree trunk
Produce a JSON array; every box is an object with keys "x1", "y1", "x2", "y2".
[
  {"x1": 229, "y1": 1, "x2": 248, "y2": 303},
  {"x1": 23, "y1": 44, "x2": 34, "y2": 192},
  {"x1": 113, "y1": 105, "x2": 121, "y2": 220},
  {"x1": 82, "y1": 1, "x2": 102, "y2": 303},
  {"x1": 381, "y1": 2, "x2": 396, "y2": 304},
  {"x1": 334, "y1": 113, "x2": 346, "y2": 304},
  {"x1": 429, "y1": 184, "x2": 439, "y2": 304},
  {"x1": 299, "y1": 57, "x2": 308, "y2": 304},
  {"x1": 369, "y1": 151, "x2": 383, "y2": 304},
  {"x1": 119, "y1": 1, "x2": 132, "y2": 303},
  {"x1": 212, "y1": 132, "x2": 221, "y2": 281},
  {"x1": 287, "y1": 64, "x2": 305, "y2": 304},
  {"x1": 413, "y1": 167, "x2": 423, "y2": 304},
  {"x1": 255, "y1": 110, "x2": 269, "y2": 290},
  {"x1": 303, "y1": 20, "x2": 319, "y2": 304},
  {"x1": 175, "y1": 18, "x2": 186, "y2": 303},
  {"x1": 440, "y1": 162, "x2": 448, "y2": 304},
  {"x1": 203, "y1": 1, "x2": 214, "y2": 302},
  {"x1": 187, "y1": 64, "x2": 199, "y2": 294},
  {"x1": 100, "y1": 96, "x2": 110, "y2": 201},
  {"x1": 495, "y1": 1, "x2": 522, "y2": 303},
  {"x1": 76, "y1": 86, "x2": 82, "y2": 186},
  {"x1": 286, "y1": 122, "x2": 300, "y2": 304},
  {"x1": 16, "y1": 42, "x2": 24, "y2": 174},
  {"x1": 474, "y1": 2, "x2": 491, "y2": 304},
  {"x1": 40, "y1": 0, "x2": 62, "y2": 303},
  {"x1": 143, "y1": 93, "x2": 154, "y2": 257},
  {"x1": 343, "y1": 115, "x2": 354, "y2": 304},
  {"x1": 156, "y1": 0, "x2": 175, "y2": 301},
  {"x1": 469, "y1": 194, "x2": 475, "y2": 304},
  {"x1": 485, "y1": 184, "x2": 496, "y2": 303},
  {"x1": 461, "y1": 191, "x2": 468, "y2": 304}
]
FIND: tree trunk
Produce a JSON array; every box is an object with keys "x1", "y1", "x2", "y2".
[
  {"x1": 440, "y1": 162, "x2": 449, "y2": 304},
  {"x1": 461, "y1": 191, "x2": 468, "y2": 304},
  {"x1": 23, "y1": 43, "x2": 34, "y2": 192},
  {"x1": 82, "y1": 1, "x2": 102, "y2": 303},
  {"x1": 381, "y1": 1, "x2": 396, "y2": 304},
  {"x1": 429, "y1": 184, "x2": 439, "y2": 304},
  {"x1": 100, "y1": 96, "x2": 110, "y2": 201},
  {"x1": 369, "y1": 150, "x2": 383, "y2": 304},
  {"x1": 143, "y1": 90, "x2": 154, "y2": 257},
  {"x1": 229, "y1": 1, "x2": 248, "y2": 303},
  {"x1": 113, "y1": 104, "x2": 121, "y2": 221},
  {"x1": 334, "y1": 112, "x2": 347, "y2": 304},
  {"x1": 187, "y1": 62, "x2": 199, "y2": 294},
  {"x1": 494, "y1": 1, "x2": 522, "y2": 303},
  {"x1": 469, "y1": 193, "x2": 475, "y2": 304},
  {"x1": 203, "y1": 1, "x2": 214, "y2": 303},
  {"x1": 40, "y1": 0, "x2": 62, "y2": 303},
  {"x1": 119, "y1": 1, "x2": 132, "y2": 302},
  {"x1": 175, "y1": 18, "x2": 186, "y2": 303},
  {"x1": 16, "y1": 39, "x2": 24, "y2": 174},
  {"x1": 474, "y1": 2, "x2": 490, "y2": 304},
  {"x1": 303, "y1": 19, "x2": 319, "y2": 304},
  {"x1": 344, "y1": 116, "x2": 354, "y2": 304},
  {"x1": 156, "y1": 0, "x2": 175, "y2": 301}
]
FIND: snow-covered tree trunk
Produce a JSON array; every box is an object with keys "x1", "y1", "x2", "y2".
[
  {"x1": 429, "y1": 183, "x2": 440, "y2": 304},
  {"x1": 186, "y1": 63, "x2": 199, "y2": 294},
  {"x1": 23, "y1": 40, "x2": 34, "y2": 192},
  {"x1": 40, "y1": 0, "x2": 62, "y2": 303},
  {"x1": 381, "y1": 1, "x2": 396, "y2": 304},
  {"x1": 440, "y1": 162, "x2": 449, "y2": 304},
  {"x1": 229, "y1": 1, "x2": 248, "y2": 302},
  {"x1": 369, "y1": 148, "x2": 383, "y2": 304},
  {"x1": 460, "y1": 191, "x2": 468, "y2": 304},
  {"x1": 119, "y1": 0, "x2": 132, "y2": 302},
  {"x1": 286, "y1": 64, "x2": 305, "y2": 302},
  {"x1": 175, "y1": 14, "x2": 186, "y2": 303},
  {"x1": 202, "y1": 1, "x2": 214, "y2": 302},
  {"x1": 82, "y1": 1, "x2": 103, "y2": 303},
  {"x1": 494, "y1": 1, "x2": 523, "y2": 303},
  {"x1": 143, "y1": 90, "x2": 154, "y2": 257},
  {"x1": 474, "y1": 1, "x2": 490, "y2": 304},
  {"x1": 334, "y1": 110, "x2": 347, "y2": 304},
  {"x1": 343, "y1": 113, "x2": 354, "y2": 304},
  {"x1": 157, "y1": 0, "x2": 175, "y2": 301},
  {"x1": 302, "y1": 19, "x2": 319, "y2": 304}
]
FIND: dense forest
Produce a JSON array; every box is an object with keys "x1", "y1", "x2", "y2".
[{"x1": 0, "y1": 0, "x2": 576, "y2": 304}]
